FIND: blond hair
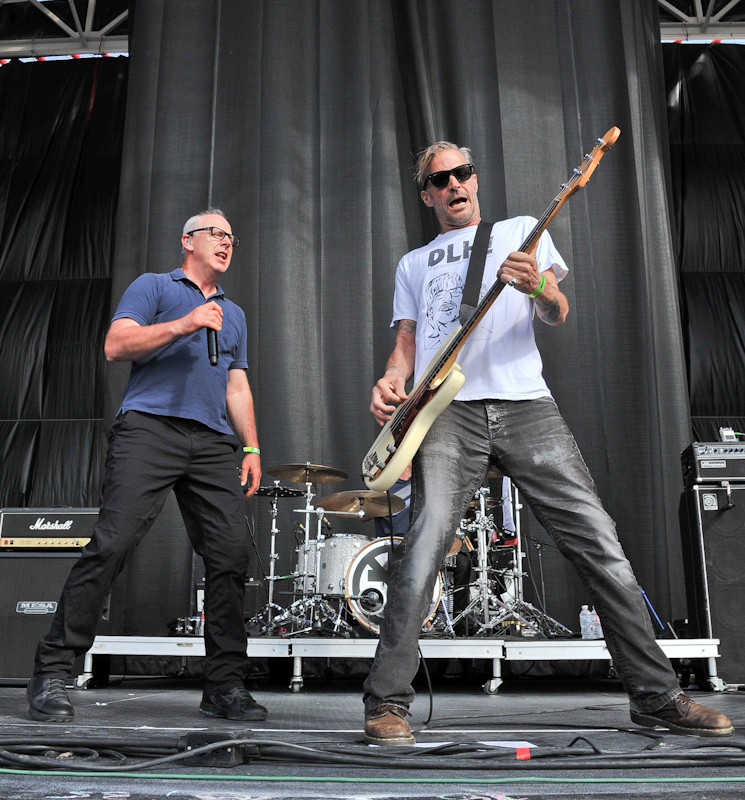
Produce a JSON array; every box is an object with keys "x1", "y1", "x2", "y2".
[{"x1": 414, "y1": 142, "x2": 473, "y2": 187}]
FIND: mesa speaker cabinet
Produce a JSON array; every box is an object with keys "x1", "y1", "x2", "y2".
[
  {"x1": 679, "y1": 485, "x2": 745, "y2": 685},
  {"x1": 0, "y1": 551, "x2": 82, "y2": 681}
]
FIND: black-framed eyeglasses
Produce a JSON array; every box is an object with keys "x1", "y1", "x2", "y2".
[
  {"x1": 187, "y1": 227, "x2": 240, "y2": 247},
  {"x1": 422, "y1": 163, "x2": 475, "y2": 190}
]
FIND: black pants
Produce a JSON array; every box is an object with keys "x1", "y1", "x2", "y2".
[{"x1": 34, "y1": 411, "x2": 250, "y2": 687}]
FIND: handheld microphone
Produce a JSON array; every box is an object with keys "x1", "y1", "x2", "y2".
[{"x1": 207, "y1": 328, "x2": 218, "y2": 366}]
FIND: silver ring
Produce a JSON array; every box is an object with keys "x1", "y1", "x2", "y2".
[{"x1": 508, "y1": 277, "x2": 518, "y2": 287}]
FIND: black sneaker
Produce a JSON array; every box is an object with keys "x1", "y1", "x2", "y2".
[
  {"x1": 199, "y1": 685, "x2": 268, "y2": 721},
  {"x1": 27, "y1": 676, "x2": 74, "y2": 722}
]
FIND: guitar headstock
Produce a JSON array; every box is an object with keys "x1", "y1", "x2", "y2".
[
  {"x1": 564, "y1": 126, "x2": 620, "y2": 196},
  {"x1": 520, "y1": 126, "x2": 621, "y2": 255}
]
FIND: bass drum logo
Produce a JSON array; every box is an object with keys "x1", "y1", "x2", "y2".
[{"x1": 345, "y1": 536, "x2": 441, "y2": 634}]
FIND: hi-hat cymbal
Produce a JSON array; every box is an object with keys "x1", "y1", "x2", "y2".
[
  {"x1": 266, "y1": 462, "x2": 348, "y2": 484},
  {"x1": 255, "y1": 484, "x2": 305, "y2": 499},
  {"x1": 486, "y1": 464, "x2": 504, "y2": 480},
  {"x1": 319, "y1": 490, "x2": 405, "y2": 520}
]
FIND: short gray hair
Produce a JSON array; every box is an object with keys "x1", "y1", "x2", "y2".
[
  {"x1": 414, "y1": 142, "x2": 474, "y2": 187},
  {"x1": 182, "y1": 207, "x2": 228, "y2": 237}
]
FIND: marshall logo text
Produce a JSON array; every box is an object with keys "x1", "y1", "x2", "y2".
[{"x1": 28, "y1": 518, "x2": 74, "y2": 531}]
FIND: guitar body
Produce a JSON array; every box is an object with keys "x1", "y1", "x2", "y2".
[{"x1": 362, "y1": 330, "x2": 466, "y2": 491}]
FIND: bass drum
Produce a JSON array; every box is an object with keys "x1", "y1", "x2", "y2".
[{"x1": 345, "y1": 536, "x2": 442, "y2": 634}]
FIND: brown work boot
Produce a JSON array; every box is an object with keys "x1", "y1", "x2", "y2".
[
  {"x1": 630, "y1": 693, "x2": 734, "y2": 737},
  {"x1": 363, "y1": 704, "x2": 415, "y2": 746}
]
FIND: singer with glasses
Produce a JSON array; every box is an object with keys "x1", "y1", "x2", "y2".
[{"x1": 27, "y1": 208, "x2": 268, "y2": 724}]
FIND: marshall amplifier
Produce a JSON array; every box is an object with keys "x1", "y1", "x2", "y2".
[
  {"x1": 0, "y1": 508, "x2": 97, "y2": 549},
  {"x1": 0, "y1": 509, "x2": 97, "y2": 681},
  {"x1": 681, "y1": 443, "x2": 745, "y2": 487}
]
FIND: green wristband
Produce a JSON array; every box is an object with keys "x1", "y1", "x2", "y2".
[
  {"x1": 243, "y1": 446, "x2": 260, "y2": 455},
  {"x1": 529, "y1": 273, "x2": 546, "y2": 298}
]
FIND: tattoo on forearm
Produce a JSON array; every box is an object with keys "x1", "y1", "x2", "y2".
[
  {"x1": 397, "y1": 320, "x2": 416, "y2": 334},
  {"x1": 537, "y1": 296, "x2": 562, "y2": 324}
]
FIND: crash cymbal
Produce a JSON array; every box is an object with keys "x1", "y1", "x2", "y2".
[
  {"x1": 255, "y1": 484, "x2": 304, "y2": 499},
  {"x1": 319, "y1": 490, "x2": 405, "y2": 520},
  {"x1": 266, "y1": 462, "x2": 348, "y2": 484}
]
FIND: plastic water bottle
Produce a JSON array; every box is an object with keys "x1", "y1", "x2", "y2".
[
  {"x1": 579, "y1": 605, "x2": 594, "y2": 639},
  {"x1": 591, "y1": 608, "x2": 603, "y2": 640}
]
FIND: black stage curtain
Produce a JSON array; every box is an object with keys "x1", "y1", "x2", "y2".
[
  {"x1": 105, "y1": 0, "x2": 688, "y2": 629},
  {"x1": 663, "y1": 44, "x2": 745, "y2": 443},
  {"x1": 0, "y1": 57, "x2": 128, "y2": 507}
]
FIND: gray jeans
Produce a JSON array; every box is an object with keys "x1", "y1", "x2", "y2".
[{"x1": 362, "y1": 398, "x2": 681, "y2": 714}]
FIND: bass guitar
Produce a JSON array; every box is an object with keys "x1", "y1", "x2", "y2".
[{"x1": 362, "y1": 127, "x2": 620, "y2": 491}]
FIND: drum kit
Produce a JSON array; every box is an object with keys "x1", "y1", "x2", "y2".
[{"x1": 246, "y1": 461, "x2": 571, "y2": 639}]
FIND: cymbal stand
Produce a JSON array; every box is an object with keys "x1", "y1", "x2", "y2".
[
  {"x1": 453, "y1": 487, "x2": 535, "y2": 635},
  {"x1": 266, "y1": 483, "x2": 282, "y2": 611},
  {"x1": 431, "y1": 570, "x2": 457, "y2": 636},
  {"x1": 249, "y1": 482, "x2": 287, "y2": 629},
  {"x1": 487, "y1": 482, "x2": 573, "y2": 638},
  {"x1": 275, "y1": 507, "x2": 356, "y2": 637},
  {"x1": 310, "y1": 507, "x2": 326, "y2": 631},
  {"x1": 299, "y1": 479, "x2": 316, "y2": 597}
]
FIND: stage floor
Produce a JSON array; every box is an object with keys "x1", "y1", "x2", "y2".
[{"x1": 1, "y1": 671, "x2": 744, "y2": 800}]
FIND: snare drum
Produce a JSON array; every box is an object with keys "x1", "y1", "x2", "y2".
[{"x1": 345, "y1": 536, "x2": 442, "y2": 634}]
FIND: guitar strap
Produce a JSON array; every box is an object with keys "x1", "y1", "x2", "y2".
[{"x1": 459, "y1": 220, "x2": 493, "y2": 325}]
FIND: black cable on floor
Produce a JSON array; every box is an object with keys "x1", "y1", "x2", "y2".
[
  {"x1": 417, "y1": 644, "x2": 434, "y2": 726},
  {"x1": 4, "y1": 731, "x2": 745, "y2": 773}
]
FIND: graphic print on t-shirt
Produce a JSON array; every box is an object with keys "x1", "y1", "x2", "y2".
[
  {"x1": 423, "y1": 237, "x2": 494, "y2": 352},
  {"x1": 424, "y1": 272, "x2": 463, "y2": 349}
]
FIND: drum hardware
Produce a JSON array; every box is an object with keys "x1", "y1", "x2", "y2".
[
  {"x1": 511, "y1": 533, "x2": 572, "y2": 637},
  {"x1": 265, "y1": 505, "x2": 364, "y2": 638},
  {"x1": 247, "y1": 463, "x2": 354, "y2": 638},
  {"x1": 453, "y1": 483, "x2": 572, "y2": 638},
  {"x1": 255, "y1": 483, "x2": 304, "y2": 609},
  {"x1": 246, "y1": 482, "x2": 306, "y2": 632},
  {"x1": 267, "y1": 462, "x2": 348, "y2": 598},
  {"x1": 453, "y1": 486, "x2": 525, "y2": 635}
]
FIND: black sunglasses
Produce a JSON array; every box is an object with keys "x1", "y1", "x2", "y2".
[{"x1": 422, "y1": 163, "x2": 475, "y2": 190}]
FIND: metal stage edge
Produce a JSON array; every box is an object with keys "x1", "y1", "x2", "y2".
[{"x1": 80, "y1": 635, "x2": 721, "y2": 694}]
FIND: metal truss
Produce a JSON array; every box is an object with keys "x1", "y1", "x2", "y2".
[
  {"x1": 0, "y1": 0, "x2": 127, "y2": 58},
  {"x1": 0, "y1": 0, "x2": 741, "y2": 58},
  {"x1": 659, "y1": 0, "x2": 745, "y2": 40}
]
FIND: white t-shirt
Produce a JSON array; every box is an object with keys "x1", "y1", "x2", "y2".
[{"x1": 391, "y1": 217, "x2": 568, "y2": 401}]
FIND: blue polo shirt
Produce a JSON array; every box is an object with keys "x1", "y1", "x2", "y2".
[{"x1": 112, "y1": 268, "x2": 248, "y2": 435}]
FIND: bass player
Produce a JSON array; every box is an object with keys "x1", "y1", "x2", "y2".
[{"x1": 361, "y1": 141, "x2": 733, "y2": 746}]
